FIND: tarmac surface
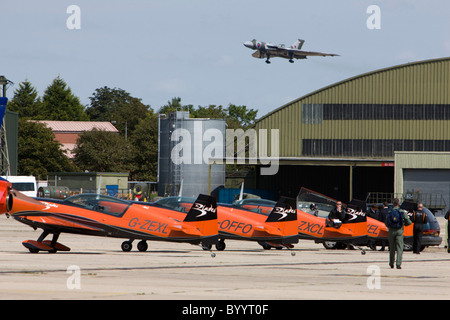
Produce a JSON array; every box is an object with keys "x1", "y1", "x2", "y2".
[{"x1": 0, "y1": 215, "x2": 449, "y2": 300}]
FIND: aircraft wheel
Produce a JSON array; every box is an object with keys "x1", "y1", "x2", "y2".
[
  {"x1": 322, "y1": 241, "x2": 337, "y2": 249},
  {"x1": 215, "y1": 239, "x2": 226, "y2": 251},
  {"x1": 28, "y1": 248, "x2": 39, "y2": 254},
  {"x1": 202, "y1": 244, "x2": 212, "y2": 250},
  {"x1": 258, "y1": 241, "x2": 272, "y2": 250},
  {"x1": 137, "y1": 240, "x2": 148, "y2": 252},
  {"x1": 121, "y1": 241, "x2": 133, "y2": 252}
]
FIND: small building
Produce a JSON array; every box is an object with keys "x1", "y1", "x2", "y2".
[
  {"x1": 47, "y1": 172, "x2": 129, "y2": 195},
  {"x1": 33, "y1": 121, "x2": 118, "y2": 158}
]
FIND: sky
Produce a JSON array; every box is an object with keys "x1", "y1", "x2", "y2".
[{"x1": 1, "y1": 0, "x2": 450, "y2": 118}]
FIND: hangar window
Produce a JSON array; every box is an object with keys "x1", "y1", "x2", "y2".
[
  {"x1": 302, "y1": 104, "x2": 323, "y2": 124},
  {"x1": 320, "y1": 104, "x2": 450, "y2": 120},
  {"x1": 302, "y1": 139, "x2": 450, "y2": 157}
]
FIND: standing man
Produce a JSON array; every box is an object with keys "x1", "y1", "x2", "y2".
[
  {"x1": 385, "y1": 198, "x2": 412, "y2": 269},
  {"x1": 411, "y1": 203, "x2": 427, "y2": 254}
]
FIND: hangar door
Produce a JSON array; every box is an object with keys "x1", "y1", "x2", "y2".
[{"x1": 403, "y1": 169, "x2": 450, "y2": 213}]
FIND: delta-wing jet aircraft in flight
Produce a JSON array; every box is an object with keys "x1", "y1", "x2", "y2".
[{"x1": 244, "y1": 39, "x2": 339, "y2": 64}]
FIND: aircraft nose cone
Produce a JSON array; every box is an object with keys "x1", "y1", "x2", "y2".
[{"x1": 244, "y1": 41, "x2": 254, "y2": 49}]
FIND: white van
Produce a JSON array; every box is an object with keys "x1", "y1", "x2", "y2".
[{"x1": 1, "y1": 176, "x2": 37, "y2": 197}]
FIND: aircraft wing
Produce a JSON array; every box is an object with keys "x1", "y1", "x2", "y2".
[
  {"x1": 292, "y1": 50, "x2": 339, "y2": 57},
  {"x1": 252, "y1": 51, "x2": 265, "y2": 58},
  {"x1": 283, "y1": 48, "x2": 339, "y2": 59}
]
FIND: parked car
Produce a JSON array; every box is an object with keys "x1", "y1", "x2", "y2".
[{"x1": 405, "y1": 207, "x2": 442, "y2": 251}]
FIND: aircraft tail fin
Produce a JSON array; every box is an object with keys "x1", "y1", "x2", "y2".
[
  {"x1": 265, "y1": 196, "x2": 297, "y2": 222},
  {"x1": 183, "y1": 194, "x2": 218, "y2": 246},
  {"x1": 291, "y1": 39, "x2": 305, "y2": 50},
  {"x1": 346, "y1": 199, "x2": 367, "y2": 223},
  {"x1": 183, "y1": 194, "x2": 217, "y2": 222}
]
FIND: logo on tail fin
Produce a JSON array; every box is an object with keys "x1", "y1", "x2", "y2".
[
  {"x1": 184, "y1": 194, "x2": 217, "y2": 222},
  {"x1": 266, "y1": 197, "x2": 297, "y2": 222},
  {"x1": 192, "y1": 203, "x2": 216, "y2": 218}
]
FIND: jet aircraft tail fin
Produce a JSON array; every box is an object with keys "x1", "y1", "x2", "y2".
[
  {"x1": 291, "y1": 39, "x2": 305, "y2": 50},
  {"x1": 265, "y1": 196, "x2": 297, "y2": 222}
]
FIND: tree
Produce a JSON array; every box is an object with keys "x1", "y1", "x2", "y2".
[
  {"x1": 86, "y1": 87, "x2": 151, "y2": 138},
  {"x1": 7, "y1": 80, "x2": 41, "y2": 118},
  {"x1": 191, "y1": 104, "x2": 227, "y2": 119},
  {"x1": 128, "y1": 112, "x2": 159, "y2": 181},
  {"x1": 72, "y1": 129, "x2": 135, "y2": 173},
  {"x1": 17, "y1": 119, "x2": 78, "y2": 177},
  {"x1": 38, "y1": 76, "x2": 89, "y2": 121},
  {"x1": 158, "y1": 97, "x2": 193, "y2": 115},
  {"x1": 226, "y1": 104, "x2": 258, "y2": 129}
]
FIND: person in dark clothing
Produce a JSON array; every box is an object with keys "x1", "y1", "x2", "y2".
[
  {"x1": 386, "y1": 198, "x2": 412, "y2": 269},
  {"x1": 377, "y1": 202, "x2": 390, "y2": 251},
  {"x1": 367, "y1": 204, "x2": 379, "y2": 220},
  {"x1": 327, "y1": 201, "x2": 346, "y2": 228},
  {"x1": 411, "y1": 203, "x2": 428, "y2": 254},
  {"x1": 366, "y1": 204, "x2": 380, "y2": 250}
]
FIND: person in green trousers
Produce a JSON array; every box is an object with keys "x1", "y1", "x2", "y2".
[{"x1": 385, "y1": 198, "x2": 412, "y2": 269}]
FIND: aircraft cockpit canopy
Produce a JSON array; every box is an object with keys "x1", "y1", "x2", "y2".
[
  {"x1": 64, "y1": 193, "x2": 131, "y2": 216},
  {"x1": 153, "y1": 196, "x2": 195, "y2": 213}
]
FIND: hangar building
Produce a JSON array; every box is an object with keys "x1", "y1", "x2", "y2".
[{"x1": 253, "y1": 57, "x2": 450, "y2": 212}]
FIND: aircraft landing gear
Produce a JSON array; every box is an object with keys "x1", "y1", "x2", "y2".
[
  {"x1": 121, "y1": 240, "x2": 133, "y2": 252},
  {"x1": 265, "y1": 59, "x2": 271, "y2": 64},
  {"x1": 121, "y1": 239, "x2": 149, "y2": 252},
  {"x1": 198, "y1": 242, "x2": 216, "y2": 258},
  {"x1": 137, "y1": 240, "x2": 148, "y2": 252},
  {"x1": 215, "y1": 239, "x2": 226, "y2": 251},
  {"x1": 257, "y1": 241, "x2": 296, "y2": 255},
  {"x1": 289, "y1": 59, "x2": 294, "y2": 63}
]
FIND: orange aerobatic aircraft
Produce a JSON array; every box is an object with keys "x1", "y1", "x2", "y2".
[
  {"x1": 296, "y1": 187, "x2": 368, "y2": 254},
  {"x1": 215, "y1": 197, "x2": 298, "y2": 252},
  {"x1": 152, "y1": 196, "x2": 299, "y2": 253},
  {"x1": 0, "y1": 179, "x2": 218, "y2": 254}
]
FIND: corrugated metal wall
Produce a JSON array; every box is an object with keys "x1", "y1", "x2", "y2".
[{"x1": 255, "y1": 57, "x2": 450, "y2": 158}]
